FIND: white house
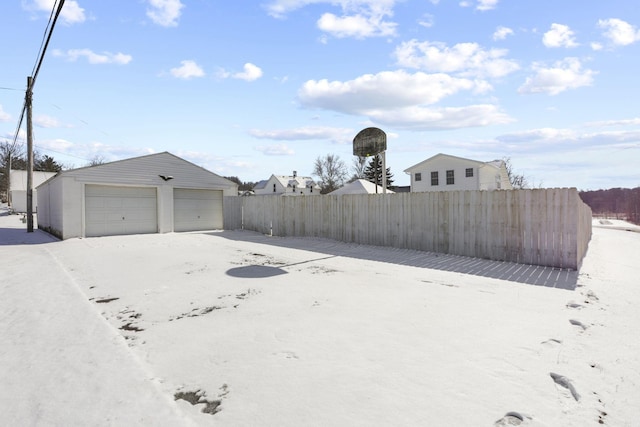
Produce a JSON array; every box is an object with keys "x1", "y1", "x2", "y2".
[
  {"x1": 404, "y1": 153, "x2": 512, "y2": 192},
  {"x1": 9, "y1": 170, "x2": 58, "y2": 213},
  {"x1": 36, "y1": 152, "x2": 238, "y2": 240},
  {"x1": 253, "y1": 171, "x2": 321, "y2": 196},
  {"x1": 329, "y1": 179, "x2": 395, "y2": 195}
]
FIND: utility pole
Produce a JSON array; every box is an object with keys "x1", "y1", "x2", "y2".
[{"x1": 26, "y1": 76, "x2": 34, "y2": 232}]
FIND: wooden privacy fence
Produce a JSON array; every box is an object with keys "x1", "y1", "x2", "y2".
[{"x1": 224, "y1": 188, "x2": 592, "y2": 270}]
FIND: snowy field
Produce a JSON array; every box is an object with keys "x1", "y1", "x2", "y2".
[{"x1": 1, "y1": 207, "x2": 639, "y2": 426}]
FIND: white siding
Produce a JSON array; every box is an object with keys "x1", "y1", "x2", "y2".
[{"x1": 408, "y1": 156, "x2": 481, "y2": 192}]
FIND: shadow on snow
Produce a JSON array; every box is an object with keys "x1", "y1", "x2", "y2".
[{"x1": 213, "y1": 229, "x2": 579, "y2": 290}]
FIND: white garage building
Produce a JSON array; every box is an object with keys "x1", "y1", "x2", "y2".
[{"x1": 36, "y1": 152, "x2": 238, "y2": 240}]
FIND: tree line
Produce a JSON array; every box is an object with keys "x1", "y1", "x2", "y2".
[{"x1": 579, "y1": 188, "x2": 640, "y2": 225}]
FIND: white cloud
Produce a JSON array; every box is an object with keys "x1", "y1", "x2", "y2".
[
  {"x1": 496, "y1": 126, "x2": 640, "y2": 151},
  {"x1": 496, "y1": 127, "x2": 578, "y2": 143},
  {"x1": 493, "y1": 26, "x2": 513, "y2": 41},
  {"x1": 34, "y1": 115, "x2": 65, "y2": 128},
  {"x1": 0, "y1": 105, "x2": 11, "y2": 123},
  {"x1": 368, "y1": 104, "x2": 513, "y2": 130},
  {"x1": 590, "y1": 42, "x2": 603, "y2": 51},
  {"x1": 418, "y1": 14, "x2": 434, "y2": 29},
  {"x1": 233, "y1": 63, "x2": 263, "y2": 82},
  {"x1": 518, "y1": 58, "x2": 596, "y2": 96},
  {"x1": 394, "y1": 40, "x2": 519, "y2": 78},
  {"x1": 298, "y1": 70, "x2": 486, "y2": 113},
  {"x1": 476, "y1": 0, "x2": 498, "y2": 11},
  {"x1": 249, "y1": 126, "x2": 354, "y2": 143},
  {"x1": 265, "y1": 0, "x2": 398, "y2": 39},
  {"x1": 218, "y1": 63, "x2": 264, "y2": 82},
  {"x1": 170, "y1": 60, "x2": 205, "y2": 79},
  {"x1": 317, "y1": 12, "x2": 396, "y2": 38},
  {"x1": 543, "y1": 23, "x2": 579, "y2": 48},
  {"x1": 585, "y1": 117, "x2": 640, "y2": 127},
  {"x1": 598, "y1": 18, "x2": 640, "y2": 46},
  {"x1": 27, "y1": 0, "x2": 86, "y2": 25},
  {"x1": 147, "y1": 0, "x2": 184, "y2": 27},
  {"x1": 53, "y1": 49, "x2": 132, "y2": 65},
  {"x1": 297, "y1": 70, "x2": 510, "y2": 129},
  {"x1": 255, "y1": 144, "x2": 295, "y2": 156}
]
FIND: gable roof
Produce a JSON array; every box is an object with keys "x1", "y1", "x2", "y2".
[
  {"x1": 403, "y1": 153, "x2": 498, "y2": 173},
  {"x1": 36, "y1": 152, "x2": 237, "y2": 190},
  {"x1": 271, "y1": 174, "x2": 319, "y2": 189},
  {"x1": 329, "y1": 179, "x2": 395, "y2": 195}
]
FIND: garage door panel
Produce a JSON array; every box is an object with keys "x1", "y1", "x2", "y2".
[
  {"x1": 174, "y1": 188, "x2": 223, "y2": 232},
  {"x1": 85, "y1": 185, "x2": 158, "y2": 237}
]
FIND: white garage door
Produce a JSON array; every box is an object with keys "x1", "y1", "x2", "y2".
[
  {"x1": 174, "y1": 188, "x2": 223, "y2": 232},
  {"x1": 85, "y1": 185, "x2": 158, "y2": 237}
]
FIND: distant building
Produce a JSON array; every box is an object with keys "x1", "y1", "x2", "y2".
[
  {"x1": 9, "y1": 170, "x2": 58, "y2": 213},
  {"x1": 404, "y1": 153, "x2": 512, "y2": 192},
  {"x1": 253, "y1": 171, "x2": 321, "y2": 196},
  {"x1": 329, "y1": 179, "x2": 395, "y2": 195}
]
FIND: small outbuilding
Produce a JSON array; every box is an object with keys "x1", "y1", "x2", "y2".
[
  {"x1": 9, "y1": 170, "x2": 57, "y2": 213},
  {"x1": 329, "y1": 179, "x2": 395, "y2": 195},
  {"x1": 37, "y1": 152, "x2": 238, "y2": 239}
]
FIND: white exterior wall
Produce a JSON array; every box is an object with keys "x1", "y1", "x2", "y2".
[
  {"x1": 408, "y1": 156, "x2": 482, "y2": 192},
  {"x1": 478, "y1": 164, "x2": 512, "y2": 190},
  {"x1": 37, "y1": 176, "x2": 76, "y2": 239},
  {"x1": 36, "y1": 152, "x2": 237, "y2": 239},
  {"x1": 406, "y1": 154, "x2": 512, "y2": 192},
  {"x1": 9, "y1": 170, "x2": 57, "y2": 212},
  {"x1": 254, "y1": 176, "x2": 286, "y2": 195}
]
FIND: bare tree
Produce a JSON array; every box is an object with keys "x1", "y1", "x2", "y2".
[
  {"x1": 312, "y1": 154, "x2": 348, "y2": 194},
  {"x1": 503, "y1": 157, "x2": 529, "y2": 189},
  {"x1": 87, "y1": 155, "x2": 106, "y2": 167},
  {"x1": 0, "y1": 140, "x2": 25, "y2": 202},
  {"x1": 348, "y1": 155, "x2": 368, "y2": 182}
]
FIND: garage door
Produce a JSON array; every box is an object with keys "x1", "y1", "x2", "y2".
[
  {"x1": 85, "y1": 185, "x2": 158, "y2": 237},
  {"x1": 174, "y1": 188, "x2": 223, "y2": 232}
]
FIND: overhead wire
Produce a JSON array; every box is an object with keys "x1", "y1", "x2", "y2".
[{"x1": 10, "y1": 0, "x2": 66, "y2": 148}]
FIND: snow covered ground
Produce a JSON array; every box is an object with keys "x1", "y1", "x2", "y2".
[{"x1": 1, "y1": 206, "x2": 639, "y2": 426}]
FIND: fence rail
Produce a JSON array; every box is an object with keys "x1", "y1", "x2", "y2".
[{"x1": 224, "y1": 188, "x2": 592, "y2": 269}]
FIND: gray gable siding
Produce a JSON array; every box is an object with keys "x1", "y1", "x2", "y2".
[{"x1": 55, "y1": 152, "x2": 236, "y2": 191}]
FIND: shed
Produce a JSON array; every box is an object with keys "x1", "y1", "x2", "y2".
[
  {"x1": 329, "y1": 179, "x2": 395, "y2": 195},
  {"x1": 9, "y1": 170, "x2": 57, "y2": 213},
  {"x1": 36, "y1": 152, "x2": 238, "y2": 239}
]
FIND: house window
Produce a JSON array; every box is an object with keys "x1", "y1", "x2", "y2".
[
  {"x1": 273, "y1": 184, "x2": 276, "y2": 192},
  {"x1": 310, "y1": 187, "x2": 313, "y2": 193},
  {"x1": 415, "y1": 172, "x2": 422, "y2": 182},
  {"x1": 465, "y1": 168, "x2": 473, "y2": 177},
  {"x1": 431, "y1": 171, "x2": 439, "y2": 186},
  {"x1": 446, "y1": 170, "x2": 454, "y2": 185},
  {"x1": 292, "y1": 185, "x2": 296, "y2": 192}
]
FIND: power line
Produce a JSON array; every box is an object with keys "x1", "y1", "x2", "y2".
[
  {"x1": 10, "y1": 1, "x2": 66, "y2": 149},
  {"x1": 32, "y1": 0, "x2": 65, "y2": 86}
]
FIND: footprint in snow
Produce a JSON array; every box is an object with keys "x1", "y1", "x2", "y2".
[
  {"x1": 569, "y1": 319, "x2": 588, "y2": 330},
  {"x1": 550, "y1": 372, "x2": 580, "y2": 401},
  {"x1": 494, "y1": 411, "x2": 529, "y2": 426}
]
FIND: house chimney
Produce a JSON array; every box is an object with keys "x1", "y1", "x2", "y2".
[{"x1": 293, "y1": 170, "x2": 297, "y2": 178}]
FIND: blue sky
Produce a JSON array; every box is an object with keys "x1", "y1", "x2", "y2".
[{"x1": 1, "y1": 0, "x2": 639, "y2": 190}]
